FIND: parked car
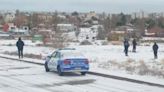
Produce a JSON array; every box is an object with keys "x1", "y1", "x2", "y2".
[{"x1": 44, "y1": 48, "x2": 89, "y2": 76}]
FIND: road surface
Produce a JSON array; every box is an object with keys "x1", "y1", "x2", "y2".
[{"x1": 0, "y1": 58, "x2": 164, "y2": 92}]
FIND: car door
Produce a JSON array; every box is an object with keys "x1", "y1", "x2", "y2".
[
  {"x1": 53, "y1": 52, "x2": 61, "y2": 71},
  {"x1": 48, "y1": 51, "x2": 56, "y2": 70},
  {"x1": 48, "y1": 51, "x2": 60, "y2": 71}
]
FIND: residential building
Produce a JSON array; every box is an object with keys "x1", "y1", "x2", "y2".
[
  {"x1": 37, "y1": 13, "x2": 53, "y2": 22},
  {"x1": 4, "y1": 13, "x2": 15, "y2": 22},
  {"x1": 111, "y1": 25, "x2": 136, "y2": 34},
  {"x1": 144, "y1": 26, "x2": 164, "y2": 37},
  {"x1": 57, "y1": 24, "x2": 77, "y2": 32},
  {"x1": 110, "y1": 24, "x2": 139, "y2": 41},
  {"x1": 0, "y1": 31, "x2": 14, "y2": 39},
  {"x1": 78, "y1": 25, "x2": 101, "y2": 42}
]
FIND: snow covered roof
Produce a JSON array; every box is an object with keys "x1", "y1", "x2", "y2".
[
  {"x1": 0, "y1": 33, "x2": 10, "y2": 36},
  {"x1": 80, "y1": 28, "x2": 91, "y2": 32},
  {"x1": 0, "y1": 32, "x2": 10, "y2": 36},
  {"x1": 12, "y1": 29, "x2": 28, "y2": 33},
  {"x1": 38, "y1": 29, "x2": 52, "y2": 32},
  {"x1": 57, "y1": 24, "x2": 73, "y2": 27}
]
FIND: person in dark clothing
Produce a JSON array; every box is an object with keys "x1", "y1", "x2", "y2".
[
  {"x1": 152, "y1": 42, "x2": 158, "y2": 59},
  {"x1": 16, "y1": 37, "x2": 24, "y2": 59},
  {"x1": 124, "y1": 39, "x2": 130, "y2": 56},
  {"x1": 132, "y1": 39, "x2": 137, "y2": 52}
]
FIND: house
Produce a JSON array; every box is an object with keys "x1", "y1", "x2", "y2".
[
  {"x1": 4, "y1": 23, "x2": 29, "y2": 36},
  {"x1": 78, "y1": 25, "x2": 101, "y2": 42},
  {"x1": 8, "y1": 23, "x2": 17, "y2": 32},
  {"x1": 86, "y1": 11, "x2": 98, "y2": 20},
  {"x1": 58, "y1": 14, "x2": 66, "y2": 19},
  {"x1": 4, "y1": 13, "x2": 15, "y2": 22},
  {"x1": 0, "y1": 31, "x2": 14, "y2": 39},
  {"x1": 144, "y1": 26, "x2": 164, "y2": 37},
  {"x1": 11, "y1": 29, "x2": 29, "y2": 35},
  {"x1": 78, "y1": 28, "x2": 95, "y2": 42},
  {"x1": 1, "y1": 23, "x2": 17, "y2": 32},
  {"x1": 57, "y1": 24, "x2": 77, "y2": 32},
  {"x1": 144, "y1": 29, "x2": 155, "y2": 36},
  {"x1": 142, "y1": 27, "x2": 164, "y2": 43},
  {"x1": 111, "y1": 25, "x2": 135, "y2": 34},
  {"x1": 110, "y1": 25, "x2": 138, "y2": 41},
  {"x1": 9, "y1": 26, "x2": 29, "y2": 36},
  {"x1": 37, "y1": 13, "x2": 53, "y2": 22},
  {"x1": 78, "y1": 25, "x2": 104, "y2": 42}
]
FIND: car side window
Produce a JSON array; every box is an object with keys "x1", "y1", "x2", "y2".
[
  {"x1": 51, "y1": 52, "x2": 56, "y2": 57},
  {"x1": 51, "y1": 51, "x2": 60, "y2": 58},
  {"x1": 55, "y1": 52, "x2": 60, "y2": 58}
]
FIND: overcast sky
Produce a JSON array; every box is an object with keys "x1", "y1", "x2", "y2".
[{"x1": 0, "y1": 0, "x2": 164, "y2": 13}]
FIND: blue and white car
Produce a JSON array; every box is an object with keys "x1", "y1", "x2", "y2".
[{"x1": 44, "y1": 48, "x2": 89, "y2": 76}]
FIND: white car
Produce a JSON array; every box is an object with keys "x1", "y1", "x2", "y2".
[{"x1": 44, "y1": 48, "x2": 89, "y2": 76}]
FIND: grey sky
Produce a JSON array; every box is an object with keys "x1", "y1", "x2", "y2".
[{"x1": 0, "y1": 0, "x2": 163, "y2": 13}]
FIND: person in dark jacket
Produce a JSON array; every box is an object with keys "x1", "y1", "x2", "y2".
[
  {"x1": 132, "y1": 38, "x2": 137, "y2": 52},
  {"x1": 152, "y1": 42, "x2": 158, "y2": 59},
  {"x1": 16, "y1": 37, "x2": 24, "y2": 59},
  {"x1": 124, "y1": 39, "x2": 130, "y2": 56}
]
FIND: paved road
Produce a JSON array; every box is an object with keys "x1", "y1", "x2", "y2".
[{"x1": 0, "y1": 58, "x2": 164, "y2": 92}]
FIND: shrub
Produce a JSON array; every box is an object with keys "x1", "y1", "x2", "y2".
[
  {"x1": 3, "y1": 51, "x2": 42, "y2": 60},
  {"x1": 80, "y1": 40, "x2": 92, "y2": 45},
  {"x1": 123, "y1": 58, "x2": 136, "y2": 73},
  {"x1": 160, "y1": 59, "x2": 164, "y2": 65},
  {"x1": 136, "y1": 60, "x2": 149, "y2": 75},
  {"x1": 101, "y1": 41, "x2": 108, "y2": 45}
]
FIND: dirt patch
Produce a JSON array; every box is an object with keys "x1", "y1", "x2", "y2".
[
  {"x1": 3, "y1": 51, "x2": 42, "y2": 60},
  {"x1": 35, "y1": 79, "x2": 96, "y2": 88}
]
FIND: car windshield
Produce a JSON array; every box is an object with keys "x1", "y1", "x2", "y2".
[{"x1": 61, "y1": 51, "x2": 85, "y2": 58}]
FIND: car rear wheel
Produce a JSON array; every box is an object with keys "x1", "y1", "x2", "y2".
[
  {"x1": 45, "y1": 62, "x2": 49, "y2": 72},
  {"x1": 57, "y1": 66, "x2": 63, "y2": 76},
  {"x1": 81, "y1": 72, "x2": 86, "y2": 75}
]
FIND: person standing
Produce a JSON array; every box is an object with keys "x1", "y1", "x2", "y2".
[
  {"x1": 152, "y1": 42, "x2": 158, "y2": 59},
  {"x1": 124, "y1": 39, "x2": 130, "y2": 56},
  {"x1": 16, "y1": 37, "x2": 24, "y2": 59},
  {"x1": 132, "y1": 38, "x2": 137, "y2": 52}
]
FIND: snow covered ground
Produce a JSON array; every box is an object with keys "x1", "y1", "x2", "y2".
[
  {"x1": 0, "y1": 40, "x2": 164, "y2": 86},
  {"x1": 1, "y1": 57, "x2": 164, "y2": 92}
]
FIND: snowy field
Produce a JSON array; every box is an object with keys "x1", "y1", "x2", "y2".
[
  {"x1": 1, "y1": 58, "x2": 164, "y2": 92},
  {"x1": 0, "y1": 40, "x2": 164, "y2": 85}
]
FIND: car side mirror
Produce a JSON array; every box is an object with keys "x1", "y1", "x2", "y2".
[{"x1": 47, "y1": 55, "x2": 51, "y2": 58}]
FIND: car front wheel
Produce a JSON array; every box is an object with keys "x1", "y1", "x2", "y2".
[
  {"x1": 81, "y1": 72, "x2": 86, "y2": 75},
  {"x1": 57, "y1": 66, "x2": 63, "y2": 76},
  {"x1": 45, "y1": 62, "x2": 49, "y2": 72}
]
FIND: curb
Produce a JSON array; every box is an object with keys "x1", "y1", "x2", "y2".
[
  {"x1": 0, "y1": 55, "x2": 44, "y2": 65},
  {"x1": 88, "y1": 71, "x2": 164, "y2": 88},
  {"x1": 0, "y1": 55, "x2": 164, "y2": 88}
]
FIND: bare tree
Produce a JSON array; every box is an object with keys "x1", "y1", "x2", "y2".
[
  {"x1": 0, "y1": 15, "x2": 5, "y2": 24},
  {"x1": 51, "y1": 30, "x2": 68, "y2": 48},
  {"x1": 97, "y1": 26, "x2": 106, "y2": 40},
  {"x1": 50, "y1": 11, "x2": 68, "y2": 48}
]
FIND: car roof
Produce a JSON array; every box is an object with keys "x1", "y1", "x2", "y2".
[
  {"x1": 57, "y1": 48, "x2": 76, "y2": 51},
  {"x1": 59, "y1": 49, "x2": 80, "y2": 54},
  {"x1": 50, "y1": 48, "x2": 78, "y2": 54},
  {"x1": 59, "y1": 49, "x2": 85, "y2": 58},
  {"x1": 57, "y1": 48, "x2": 82, "y2": 55},
  {"x1": 56, "y1": 48, "x2": 76, "y2": 53}
]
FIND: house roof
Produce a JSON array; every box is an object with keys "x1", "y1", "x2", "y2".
[
  {"x1": 147, "y1": 26, "x2": 164, "y2": 33},
  {"x1": 57, "y1": 24, "x2": 73, "y2": 27},
  {"x1": 115, "y1": 26, "x2": 134, "y2": 31}
]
